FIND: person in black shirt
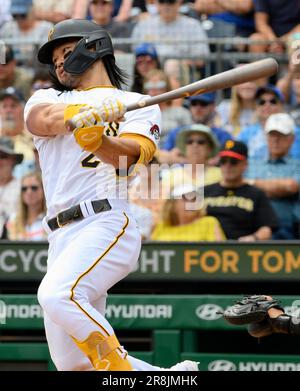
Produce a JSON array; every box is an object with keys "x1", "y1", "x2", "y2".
[
  {"x1": 250, "y1": 0, "x2": 300, "y2": 54},
  {"x1": 204, "y1": 140, "x2": 278, "y2": 240}
]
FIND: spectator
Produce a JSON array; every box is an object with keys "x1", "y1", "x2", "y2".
[
  {"x1": 33, "y1": 0, "x2": 89, "y2": 23},
  {"x1": 161, "y1": 92, "x2": 232, "y2": 162},
  {"x1": 0, "y1": 137, "x2": 23, "y2": 239},
  {"x1": 246, "y1": 113, "x2": 300, "y2": 239},
  {"x1": 7, "y1": 171, "x2": 46, "y2": 240},
  {"x1": 30, "y1": 70, "x2": 53, "y2": 97},
  {"x1": 113, "y1": 0, "x2": 148, "y2": 22},
  {"x1": 131, "y1": 43, "x2": 161, "y2": 93},
  {"x1": 237, "y1": 85, "x2": 300, "y2": 159},
  {"x1": 89, "y1": 0, "x2": 134, "y2": 52},
  {"x1": 217, "y1": 79, "x2": 258, "y2": 136},
  {"x1": 161, "y1": 124, "x2": 221, "y2": 188},
  {"x1": 250, "y1": 0, "x2": 300, "y2": 54},
  {"x1": 151, "y1": 183, "x2": 225, "y2": 241},
  {"x1": 0, "y1": 87, "x2": 35, "y2": 178},
  {"x1": 277, "y1": 33, "x2": 300, "y2": 125},
  {"x1": 194, "y1": 0, "x2": 255, "y2": 38},
  {"x1": 0, "y1": 45, "x2": 32, "y2": 100},
  {"x1": 0, "y1": 0, "x2": 12, "y2": 28},
  {"x1": 0, "y1": 0, "x2": 52, "y2": 68},
  {"x1": 143, "y1": 69, "x2": 192, "y2": 144},
  {"x1": 131, "y1": 0, "x2": 209, "y2": 61},
  {"x1": 128, "y1": 157, "x2": 163, "y2": 239},
  {"x1": 205, "y1": 140, "x2": 277, "y2": 240}
]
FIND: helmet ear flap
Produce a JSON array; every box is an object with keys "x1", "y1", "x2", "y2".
[{"x1": 63, "y1": 32, "x2": 114, "y2": 75}]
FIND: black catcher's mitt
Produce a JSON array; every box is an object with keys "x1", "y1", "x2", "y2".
[{"x1": 223, "y1": 295, "x2": 283, "y2": 326}]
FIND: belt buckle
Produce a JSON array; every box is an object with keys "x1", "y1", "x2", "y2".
[{"x1": 56, "y1": 211, "x2": 70, "y2": 228}]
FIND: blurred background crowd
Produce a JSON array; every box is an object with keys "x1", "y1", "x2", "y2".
[{"x1": 0, "y1": 0, "x2": 300, "y2": 242}]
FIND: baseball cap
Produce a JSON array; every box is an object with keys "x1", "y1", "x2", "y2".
[
  {"x1": 135, "y1": 43, "x2": 158, "y2": 59},
  {"x1": 219, "y1": 140, "x2": 248, "y2": 160},
  {"x1": 0, "y1": 87, "x2": 24, "y2": 102},
  {"x1": 11, "y1": 0, "x2": 32, "y2": 15},
  {"x1": 0, "y1": 138, "x2": 24, "y2": 164},
  {"x1": 176, "y1": 123, "x2": 220, "y2": 157},
  {"x1": 265, "y1": 113, "x2": 295, "y2": 135},
  {"x1": 255, "y1": 85, "x2": 285, "y2": 103},
  {"x1": 189, "y1": 92, "x2": 216, "y2": 104}
]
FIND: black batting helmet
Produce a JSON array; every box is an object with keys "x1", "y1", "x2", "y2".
[{"x1": 38, "y1": 19, "x2": 114, "y2": 75}]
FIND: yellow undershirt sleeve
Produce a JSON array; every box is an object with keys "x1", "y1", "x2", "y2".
[{"x1": 118, "y1": 133, "x2": 157, "y2": 177}]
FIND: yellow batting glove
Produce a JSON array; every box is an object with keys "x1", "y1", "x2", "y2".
[
  {"x1": 71, "y1": 108, "x2": 102, "y2": 129},
  {"x1": 73, "y1": 125, "x2": 105, "y2": 153},
  {"x1": 94, "y1": 98, "x2": 126, "y2": 123}
]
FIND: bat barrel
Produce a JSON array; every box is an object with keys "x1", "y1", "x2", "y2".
[{"x1": 126, "y1": 58, "x2": 278, "y2": 112}]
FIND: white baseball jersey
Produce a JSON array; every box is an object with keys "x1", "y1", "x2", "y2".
[{"x1": 24, "y1": 87, "x2": 161, "y2": 218}]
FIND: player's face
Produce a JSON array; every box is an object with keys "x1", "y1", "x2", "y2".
[{"x1": 52, "y1": 41, "x2": 80, "y2": 88}]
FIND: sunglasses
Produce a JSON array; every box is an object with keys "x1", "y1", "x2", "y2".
[
  {"x1": 158, "y1": 0, "x2": 177, "y2": 4},
  {"x1": 186, "y1": 138, "x2": 208, "y2": 145},
  {"x1": 0, "y1": 153, "x2": 10, "y2": 159},
  {"x1": 90, "y1": 0, "x2": 111, "y2": 5},
  {"x1": 32, "y1": 82, "x2": 52, "y2": 91},
  {"x1": 219, "y1": 157, "x2": 240, "y2": 166},
  {"x1": 21, "y1": 185, "x2": 40, "y2": 192},
  {"x1": 257, "y1": 98, "x2": 279, "y2": 106},
  {"x1": 144, "y1": 81, "x2": 167, "y2": 90},
  {"x1": 182, "y1": 193, "x2": 197, "y2": 202},
  {"x1": 13, "y1": 14, "x2": 27, "y2": 19},
  {"x1": 136, "y1": 56, "x2": 155, "y2": 65},
  {"x1": 190, "y1": 100, "x2": 211, "y2": 107}
]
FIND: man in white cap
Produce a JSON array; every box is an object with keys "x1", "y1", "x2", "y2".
[{"x1": 246, "y1": 113, "x2": 300, "y2": 239}]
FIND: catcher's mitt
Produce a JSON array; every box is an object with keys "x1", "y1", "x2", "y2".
[{"x1": 223, "y1": 295, "x2": 283, "y2": 326}]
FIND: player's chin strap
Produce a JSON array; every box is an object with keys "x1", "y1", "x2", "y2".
[{"x1": 72, "y1": 332, "x2": 133, "y2": 371}]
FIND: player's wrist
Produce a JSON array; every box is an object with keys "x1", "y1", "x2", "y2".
[{"x1": 73, "y1": 125, "x2": 104, "y2": 152}]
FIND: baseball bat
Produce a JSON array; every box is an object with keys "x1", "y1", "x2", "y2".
[{"x1": 67, "y1": 58, "x2": 278, "y2": 130}]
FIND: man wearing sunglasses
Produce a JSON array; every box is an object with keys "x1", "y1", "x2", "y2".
[
  {"x1": 0, "y1": 138, "x2": 23, "y2": 239},
  {"x1": 0, "y1": 45, "x2": 32, "y2": 101},
  {"x1": 245, "y1": 113, "x2": 300, "y2": 239},
  {"x1": 89, "y1": 0, "x2": 134, "y2": 52},
  {"x1": 204, "y1": 140, "x2": 277, "y2": 240},
  {"x1": 161, "y1": 92, "x2": 232, "y2": 164},
  {"x1": 238, "y1": 85, "x2": 300, "y2": 160}
]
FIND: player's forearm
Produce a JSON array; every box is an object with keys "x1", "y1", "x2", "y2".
[
  {"x1": 253, "y1": 178, "x2": 299, "y2": 198},
  {"x1": 93, "y1": 137, "x2": 141, "y2": 169},
  {"x1": 26, "y1": 103, "x2": 70, "y2": 137}
]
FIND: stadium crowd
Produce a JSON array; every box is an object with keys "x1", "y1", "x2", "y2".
[{"x1": 0, "y1": 0, "x2": 300, "y2": 241}]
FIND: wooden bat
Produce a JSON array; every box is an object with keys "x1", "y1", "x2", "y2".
[{"x1": 67, "y1": 58, "x2": 278, "y2": 130}]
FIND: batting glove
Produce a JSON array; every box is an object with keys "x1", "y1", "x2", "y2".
[{"x1": 94, "y1": 98, "x2": 126, "y2": 123}]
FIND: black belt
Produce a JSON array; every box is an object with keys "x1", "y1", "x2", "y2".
[{"x1": 47, "y1": 199, "x2": 112, "y2": 232}]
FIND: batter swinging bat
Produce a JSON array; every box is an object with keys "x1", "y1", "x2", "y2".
[{"x1": 67, "y1": 58, "x2": 278, "y2": 130}]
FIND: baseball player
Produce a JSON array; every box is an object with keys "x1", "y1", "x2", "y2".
[{"x1": 24, "y1": 19, "x2": 198, "y2": 371}]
